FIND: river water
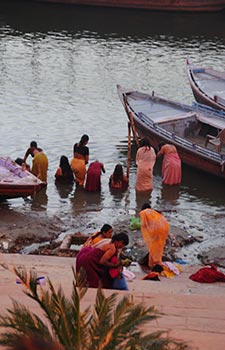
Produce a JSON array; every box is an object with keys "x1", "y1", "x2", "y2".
[{"x1": 0, "y1": 1, "x2": 225, "y2": 263}]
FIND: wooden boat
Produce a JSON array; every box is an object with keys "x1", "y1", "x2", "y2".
[
  {"x1": 32, "y1": 0, "x2": 225, "y2": 12},
  {"x1": 187, "y1": 60, "x2": 225, "y2": 112},
  {"x1": 0, "y1": 157, "x2": 46, "y2": 200},
  {"x1": 117, "y1": 85, "x2": 225, "y2": 179}
]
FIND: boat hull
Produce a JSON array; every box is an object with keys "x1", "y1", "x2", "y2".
[
  {"x1": 187, "y1": 61, "x2": 225, "y2": 112},
  {"x1": 117, "y1": 85, "x2": 225, "y2": 180},
  {"x1": 0, "y1": 157, "x2": 46, "y2": 200},
  {"x1": 32, "y1": 0, "x2": 225, "y2": 12},
  {"x1": 0, "y1": 183, "x2": 46, "y2": 200},
  {"x1": 133, "y1": 120, "x2": 225, "y2": 179}
]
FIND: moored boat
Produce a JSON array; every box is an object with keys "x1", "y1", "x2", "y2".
[
  {"x1": 0, "y1": 157, "x2": 46, "y2": 200},
  {"x1": 32, "y1": 0, "x2": 225, "y2": 12},
  {"x1": 187, "y1": 60, "x2": 225, "y2": 112},
  {"x1": 117, "y1": 85, "x2": 225, "y2": 179}
]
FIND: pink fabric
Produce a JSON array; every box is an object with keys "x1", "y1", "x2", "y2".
[
  {"x1": 135, "y1": 146, "x2": 156, "y2": 191},
  {"x1": 85, "y1": 161, "x2": 104, "y2": 192},
  {"x1": 162, "y1": 152, "x2": 181, "y2": 185}
]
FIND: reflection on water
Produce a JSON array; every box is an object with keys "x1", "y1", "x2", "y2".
[
  {"x1": 0, "y1": 1, "x2": 225, "y2": 262},
  {"x1": 135, "y1": 190, "x2": 152, "y2": 213},
  {"x1": 71, "y1": 187, "x2": 103, "y2": 214},
  {"x1": 31, "y1": 187, "x2": 48, "y2": 211},
  {"x1": 161, "y1": 184, "x2": 180, "y2": 203},
  {"x1": 55, "y1": 181, "x2": 74, "y2": 199}
]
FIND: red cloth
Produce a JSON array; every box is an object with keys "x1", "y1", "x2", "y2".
[
  {"x1": 85, "y1": 161, "x2": 104, "y2": 192},
  {"x1": 189, "y1": 264, "x2": 225, "y2": 283}
]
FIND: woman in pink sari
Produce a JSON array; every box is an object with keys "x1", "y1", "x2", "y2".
[
  {"x1": 135, "y1": 138, "x2": 156, "y2": 192},
  {"x1": 157, "y1": 142, "x2": 181, "y2": 185}
]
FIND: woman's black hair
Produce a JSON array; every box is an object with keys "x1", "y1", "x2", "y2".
[
  {"x1": 141, "y1": 202, "x2": 151, "y2": 211},
  {"x1": 112, "y1": 164, "x2": 124, "y2": 184},
  {"x1": 92, "y1": 224, "x2": 112, "y2": 240},
  {"x1": 100, "y1": 224, "x2": 112, "y2": 233},
  {"x1": 30, "y1": 141, "x2": 38, "y2": 148},
  {"x1": 79, "y1": 134, "x2": 89, "y2": 147},
  {"x1": 111, "y1": 232, "x2": 129, "y2": 246},
  {"x1": 139, "y1": 137, "x2": 151, "y2": 148},
  {"x1": 15, "y1": 158, "x2": 24, "y2": 166},
  {"x1": 58, "y1": 155, "x2": 74, "y2": 181},
  {"x1": 158, "y1": 141, "x2": 165, "y2": 150}
]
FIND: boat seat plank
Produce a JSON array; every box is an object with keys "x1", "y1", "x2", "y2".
[
  {"x1": 197, "y1": 114, "x2": 225, "y2": 130},
  {"x1": 205, "y1": 68, "x2": 225, "y2": 80}
]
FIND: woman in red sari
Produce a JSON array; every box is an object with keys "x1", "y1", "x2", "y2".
[
  {"x1": 85, "y1": 160, "x2": 105, "y2": 191},
  {"x1": 76, "y1": 232, "x2": 129, "y2": 289}
]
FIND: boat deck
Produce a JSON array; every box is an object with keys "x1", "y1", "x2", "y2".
[
  {"x1": 127, "y1": 94, "x2": 192, "y2": 124},
  {"x1": 192, "y1": 68, "x2": 225, "y2": 100},
  {"x1": 186, "y1": 134, "x2": 225, "y2": 155}
]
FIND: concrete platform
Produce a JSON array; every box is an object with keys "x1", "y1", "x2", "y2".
[{"x1": 1, "y1": 254, "x2": 225, "y2": 350}]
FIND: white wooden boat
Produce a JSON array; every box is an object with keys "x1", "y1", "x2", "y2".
[
  {"x1": 117, "y1": 85, "x2": 225, "y2": 179},
  {"x1": 187, "y1": 60, "x2": 225, "y2": 112},
  {"x1": 0, "y1": 157, "x2": 45, "y2": 199}
]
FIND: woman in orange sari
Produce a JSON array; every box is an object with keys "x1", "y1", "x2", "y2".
[
  {"x1": 139, "y1": 203, "x2": 169, "y2": 269},
  {"x1": 83, "y1": 224, "x2": 113, "y2": 248},
  {"x1": 71, "y1": 134, "x2": 89, "y2": 187}
]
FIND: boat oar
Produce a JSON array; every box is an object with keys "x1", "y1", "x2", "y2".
[
  {"x1": 127, "y1": 122, "x2": 131, "y2": 179},
  {"x1": 123, "y1": 94, "x2": 140, "y2": 147}
]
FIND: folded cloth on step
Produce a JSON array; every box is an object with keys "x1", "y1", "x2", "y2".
[
  {"x1": 122, "y1": 267, "x2": 136, "y2": 280},
  {"x1": 189, "y1": 264, "x2": 225, "y2": 283}
]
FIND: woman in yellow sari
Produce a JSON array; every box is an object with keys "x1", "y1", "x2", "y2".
[
  {"x1": 139, "y1": 203, "x2": 169, "y2": 269},
  {"x1": 71, "y1": 134, "x2": 89, "y2": 186}
]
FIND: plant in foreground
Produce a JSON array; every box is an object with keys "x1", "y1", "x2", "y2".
[{"x1": 0, "y1": 266, "x2": 189, "y2": 350}]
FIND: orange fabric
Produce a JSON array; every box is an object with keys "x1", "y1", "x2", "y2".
[
  {"x1": 55, "y1": 167, "x2": 62, "y2": 177},
  {"x1": 83, "y1": 232, "x2": 102, "y2": 247},
  {"x1": 139, "y1": 208, "x2": 169, "y2": 268},
  {"x1": 83, "y1": 232, "x2": 111, "y2": 248},
  {"x1": 70, "y1": 158, "x2": 86, "y2": 186},
  {"x1": 135, "y1": 146, "x2": 156, "y2": 191}
]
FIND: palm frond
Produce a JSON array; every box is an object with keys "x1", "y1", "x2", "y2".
[
  {"x1": 0, "y1": 300, "x2": 52, "y2": 346},
  {"x1": 0, "y1": 266, "x2": 190, "y2": 350}
]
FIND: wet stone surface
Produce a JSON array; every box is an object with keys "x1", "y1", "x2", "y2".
[{"x1": 198, "y1": 247, "x2": 225, "y2": 268}]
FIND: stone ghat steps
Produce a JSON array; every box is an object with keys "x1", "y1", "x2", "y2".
[{"x1": 1, "y1": 254, "x2": 225, "y2": 350}]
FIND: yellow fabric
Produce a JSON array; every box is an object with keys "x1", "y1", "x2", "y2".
[
  {"x1": 161, "y1": 268, "x2": 175, "y2": 278},
  {"x1": 70, "y1": 158, "x2": 86, "y2": 186},
  {"x1": 140, "y1": 208, "x2": 169, "y2": 268},
  {"x1": 161, "y1": 263, "x2": 181, "y2": 278},
  {"x1": 32, "y1": 152, "x2": 48, "y2": 183}
]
